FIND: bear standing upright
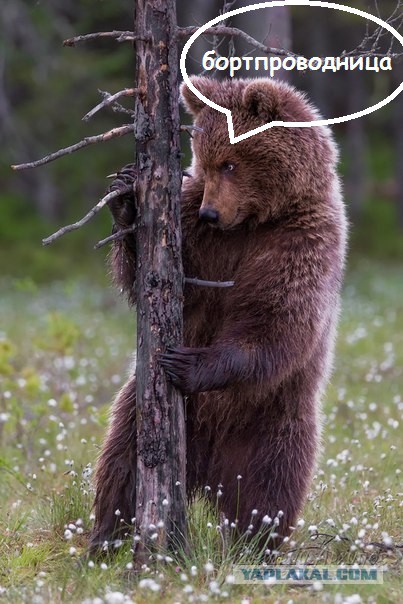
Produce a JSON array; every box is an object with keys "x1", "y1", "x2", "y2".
[{"x1": 91, "y1": 77, "x2": 347, "y2": 548}]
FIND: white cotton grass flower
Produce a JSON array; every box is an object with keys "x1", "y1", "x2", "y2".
[
  {"x1": 64, "y1": 529, "x2": 73, "y2": 540},
  {"x1": 297, "y1": 518, "x2": 305, "y2": 528},
  {"x1": 204, "y1": 562, "x2": 214, "y2": 573},
  {"x1": 209, "y1": 581, "x2": 220, "y2": 594},
  {"x1": 104, "y1": 592, "x2": 127, "y2": 604},
  {"x1": 262, "y1": 515, "x2": 272, "y2": 524},
  {"x1": 341, "y1": 596, "x2": 362, "y2": 604},
  {"x1": 138, "y1": 578, "x2": 160, "y2": 592},
  {"x1": 382, "y1": 532, "x2": 394, "y2": 546}
]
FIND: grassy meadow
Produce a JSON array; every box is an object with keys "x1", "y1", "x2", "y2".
[{"x1": 0, "y1": 260, "x2": 402, "y2": 603}]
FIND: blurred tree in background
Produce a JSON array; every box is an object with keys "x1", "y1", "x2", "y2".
[{"x1": 1, "y1": 0, "x2": 402, "y2": 283}]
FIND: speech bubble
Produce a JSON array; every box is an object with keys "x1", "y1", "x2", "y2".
[{"x1": 180, "y1": 1, "x2": 403, "y2": 144}]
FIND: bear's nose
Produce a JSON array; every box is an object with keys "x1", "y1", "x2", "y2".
[{"x1": 199, "y1": 207, "x2": 219, "y2": 223}]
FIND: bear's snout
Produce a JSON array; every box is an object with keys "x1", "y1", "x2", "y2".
[{"x1": 199, "y1": 206, "x2": 220, "y2": 224}]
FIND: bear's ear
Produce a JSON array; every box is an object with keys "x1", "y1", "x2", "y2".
[
  {"x1": 242, "y1": 80, "x2": 283, "y2": 121},
  {"x1": 180, "y1": 76, "x2": 217, "y2": 116}
]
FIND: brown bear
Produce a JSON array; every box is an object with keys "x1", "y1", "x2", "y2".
[{"x1": 90, "y1": 77, "x2": 347, "y2": 549}]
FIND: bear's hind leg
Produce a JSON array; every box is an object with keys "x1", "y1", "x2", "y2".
[
  {"x1": 211, "y1": 416, "x2": 318, "y2": 550},
  {"x1": 90, "y1": 376, "x2": 137, "y2": 549},
  {"x1": 245, "y1": 417, "x2": 319, "y2": 548}
]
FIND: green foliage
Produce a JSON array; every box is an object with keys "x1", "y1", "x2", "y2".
[
  {"x1": 0, "y1": 193, "x2": 112, "y2": 283},
  {"x1": 350, "y1": 196, "x2": 403, "y2": 260}
]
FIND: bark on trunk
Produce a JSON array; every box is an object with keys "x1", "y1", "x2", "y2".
[{"x1": 133, "y1": 0, "x2": 186, "y2": 563}]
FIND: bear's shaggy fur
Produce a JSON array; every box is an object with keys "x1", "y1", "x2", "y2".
[{"x1": 91, "y1": 77, "x2": 347, "y2": 548}]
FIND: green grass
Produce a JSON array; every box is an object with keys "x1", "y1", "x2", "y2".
[{"x1": 0, "y1": 261, "x2": 402, "y2": 603}]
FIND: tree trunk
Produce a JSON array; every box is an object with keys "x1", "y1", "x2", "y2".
[
  {"x1": 395, "y1": 63, "x2": 403, "y2": 230},
  {"x1": 233, "y1": 4, "x2": 292, "y2": 79},
  {"x1": 133, "y1": 0, "x2": 186, "y2": 563},
  {"x1": 264, "y1": 6, "x2": 292, "y2": 81},
  {"x1": 345, "y1": 71, "x2": 368, "y2": 220}
]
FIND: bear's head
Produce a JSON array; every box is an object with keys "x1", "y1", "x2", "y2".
[{"x1": 181, "y1": 77, "x2": 338, "y2": 230}]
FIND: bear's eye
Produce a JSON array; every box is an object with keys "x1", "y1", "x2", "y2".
[{"x1": 221, "y1": 162, "x2": 236, "y2": 173}]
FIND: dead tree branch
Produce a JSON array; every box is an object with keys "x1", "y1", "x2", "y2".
[
  {"x1": 42, "y1": 186, "x2": 133, "y2": 246},
  {"x1": 83, "y1": 88, "x2": 137, "y2": 122},
  {"x1": 11, "y1": 125, "x2": 134, "y2": 171},
  {"x1": 185, "y1": 277, "x2": 235, "y2": 288},
  {"x1": 178, "y1": 22, "x2": 403, "y2": 60},
  {"x1": 340, "y1": 2, "x2": 403, "y2": 59},
  {"x1": 180, "y1": 125, "x2": 204, "y2": 138},
  {"x1": 177, "y1": 26, "x2": 298, "y2": 58},
  {"x1": 109, "y1": 102, "x2": 136, "y2": 118},
  {"x1": 94, "y1": 225, "x2": 135, "y2": 249},
  {"x1": 63, "y1": 31, "x2": 141, "y2": 46}
]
